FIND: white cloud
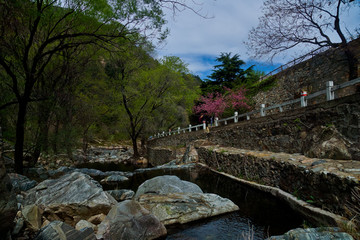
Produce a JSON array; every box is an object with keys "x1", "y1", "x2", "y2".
[
  {"x1": 160, "y1": 0, "x2": 263, "y2": 58},
  {"x1": 156, "y1": 0, "x2": 360, "y2": 79}
]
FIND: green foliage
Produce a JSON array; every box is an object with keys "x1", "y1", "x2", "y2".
[
  {"x1": 104, "y1": 44, "x2": 200, "y2": 155},
  {"x1": 245, "y1": 75, "x2": 277, "y2": 97},
  {"x1": 306, "y1": 195, "x2": 315, "y2": 204},
  {"x1": 0, "y1": 0, "x2": 203, "y2": 166},
  {"x1": 201, "y1": 53, "x2": 254, "y2": 94}
]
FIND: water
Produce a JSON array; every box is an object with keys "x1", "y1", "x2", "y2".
[
  {"x1": 166, "y1": 213, "x2": 266, "y2": 239},
  {"x1": 80, "y1": 163, "x2": 306, "y2": 239},
  {"x1": 164, "y1": 166, "x2": 304, "y2": 239}
]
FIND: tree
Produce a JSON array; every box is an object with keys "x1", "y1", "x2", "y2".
[
  {"x1": 202, "y1": 53, "x2": 253, "y2": 94},
  {"x1": 193, "y1": 88, "x2": 250, "y2": 118},
  {"x1": 246, "y1": 0, "x2": 359, "y2": 79},
  {"x1": 0, "y1": 0, "x2": 202, "y2": 174},
  {"x1": 106, "y1": 49, "x2": 199, "y2": 157}
]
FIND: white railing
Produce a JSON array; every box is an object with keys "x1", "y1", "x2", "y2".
[
  {"x1": 259, "y1": 46, "x2": 329, "y2": 81},
  {"x1": 153, "y1": 78, "x2": 360, "y2": 139}
]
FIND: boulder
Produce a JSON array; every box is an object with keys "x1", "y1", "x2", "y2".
[
  {"x1": 97, "y1": 200, "x2": 167, "y2": 240},
  {"x1": 134, "y1": 175, "x2": 203, "y2": 199},
  {"x1": 35, "y1": 220, "x2": 96, "y2": 240},
  {"x1": 267, "y1": 227, "x2": 354, "y2": 240},
  {"x1": 23, "y1": 171, "x2": 117, "y2": 226},
  {"x1": 75, "y1": 220, "x2": 96, "y2": 231},
  {"x1": 100, "y1": 175, "x2": 129, "y2": 184},
  {"x1": 106, "y1": 189, "x2": 134, "y2": 201},
  {"x1": 22, "y1": 204, "x2": 43, "y2": 231},
  {"x1": 138, "y1": 192, "x2": 239, "y2": 225},
  {"x1": 8, "y1": 173, "x2": 37, "y2": 192}
]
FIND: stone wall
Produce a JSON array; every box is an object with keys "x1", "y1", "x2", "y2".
[
  {"x1": 147, "y1": 147, "x2": 176, "y2": 166},
  {"x1": 196, "y1": 146, "x2": 359, "y2": 220},
  {"x1": 253, "y1": 38, "x2": 360, "y2": 109},
  {"x1": 148, "y1": 93, "x2": 360, "y2": 161}
]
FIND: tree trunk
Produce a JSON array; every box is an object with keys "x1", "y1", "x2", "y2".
[
  {"x1": 32, "y1": 105, "x2": 51, "y2": 165},
  {"x1": 132, "y1": 136, "x2": 139, "y2": 158},
  {"x1": 14, "y1": 101, "x2": 27, "y2": 174},
  {"x1": 52, "y1": 119, "x2": 60, "y2": 154}
]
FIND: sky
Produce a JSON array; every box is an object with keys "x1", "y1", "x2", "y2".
[{"x1": 156, "y1": 0, "x2": 360, "y2": 80}]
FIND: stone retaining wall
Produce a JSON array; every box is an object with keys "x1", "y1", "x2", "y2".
[
  {"x1": 252, "y1": 38, "x2": 360, "y2": 108},
  {"x1": 147, "y1": 147, "x2": 176, "y2": 166},
  {"x1": 148, "y1": 93, "x2": 360, "y2": 161},
  {"x1": 196, "y1": 146, "x2": 359, "y2": 218}
]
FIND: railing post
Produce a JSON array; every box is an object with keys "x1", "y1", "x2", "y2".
[
  {"x1": 301, "y1": 96, "x2": 307, "y2": 107},
  {"x1": 189, "y1": 125, "x2": 192, "y2": 132},
  {"x1": 279, "y1": 106, "x2": 283, "y2": 112},
  {"x1": 215, "y1": 117, "x2": 219, "y2": 127},
  {"x1": 326, "y1": 81, "x2": 334, "y2": 101},
  {"x1": 246, "y1": 114, "x2": 250, "y2": 120},
  {"x1": 260, "y1": 104, "x2": 266, "y2": 117},
  {"x1": 162, "y1": 131, "x2": 165, "y2": 137},
  {"x1": 225, "y1": 120, "x2": 227, "y2": 125},
  {"x1": 177, "y1": 127, "x2": 180, "y2": 134},
  {"x1": 234, "y1": 111, "x2": 238, "y2": 123},
  {"x1": 202, "y1": 121, "x2": 206, "y2": 130}
]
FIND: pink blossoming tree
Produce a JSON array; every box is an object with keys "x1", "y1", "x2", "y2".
[{"x1": 193, "y1": 88, "x2": 250, "y2": 118}]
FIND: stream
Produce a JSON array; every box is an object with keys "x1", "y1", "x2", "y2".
[{"x1": 79, "y1": 162, "x2": 306, "y2": 239}]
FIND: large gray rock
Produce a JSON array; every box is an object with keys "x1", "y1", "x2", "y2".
[
  {"x1": 35, "y1": 220, "x2": 96, "y2": 240},
  {"x1": 267, "y1": 227, "x2": 354, "y2": 240},
  {"x1": 138, "y1": 192, "x2": 239, "y2": 225},
  {"x1": 24, "y1": 172, "x2": 117, "y2": 226},
  {"x1": 97, "y1": 200, "x2": 167, "y2": 240},
  {"x1": 8, "y1": 173, "x2": 37, "y2": 192},
  {"x1": 134, "y1": 175, "x2": 203, "y2": 199}
]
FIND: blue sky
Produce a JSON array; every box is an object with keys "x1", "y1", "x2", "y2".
[{"x1": 157, "y1": 0, "x2": 360, "y2": 80}]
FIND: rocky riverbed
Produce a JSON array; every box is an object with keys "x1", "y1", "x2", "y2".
[
  {"x1": 1, "y1": 145, "x2": 358, "y2": 239},
  {"x1": 9, "y1": 170, "x2": 239, "y2": 239}
]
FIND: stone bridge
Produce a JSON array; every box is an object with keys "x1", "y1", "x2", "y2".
[{"x1": 146, "y1": 93, "x2": 360, "y2": 225}]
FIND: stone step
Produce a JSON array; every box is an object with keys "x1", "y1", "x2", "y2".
[{"x1": 198, "y1": 145, "x2": 360, "y2": 181}]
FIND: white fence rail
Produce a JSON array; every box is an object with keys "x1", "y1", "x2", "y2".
[{"x1": 154, "y1": 78, "x2": 360, "y2": 139}]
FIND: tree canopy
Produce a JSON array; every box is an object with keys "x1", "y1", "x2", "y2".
[
  {"x1": 247, "y1": 0, "x2": 359, "y2": 59},
  {"x1": 246, "y1": 0, "x2": 359, "y2": 80},
  {"x1": 201, "y1": 53, "x2": 253, "y2": 94},
  {"x1": 0, "y1": 0, "x2": 202, "y2": 173}
]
